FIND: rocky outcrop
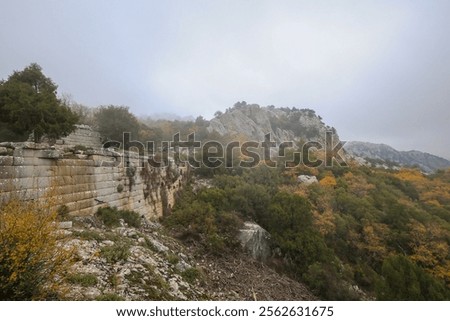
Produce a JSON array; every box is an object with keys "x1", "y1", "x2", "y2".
[
  {"x1": 344, "y1": 141, "x2": 450, "y2": 173},
  {"x1": 63, "y1": 219, "x2": 206, "y2": 300},
  {"x1": 207, "y1": 103, "x2": 338, "y2": 144},
  {"x1": 238, "y1": 222, "x2": 271, "y2": 261},
  {"x1": 297, "y1": 175, "x2": 318, "y2": 185},
  {"x1": 62, "y1": 217, "x2": 316, "y2": 301}
]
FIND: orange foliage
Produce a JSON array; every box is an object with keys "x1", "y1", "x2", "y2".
[
  {"x1": 408, "y1": 219, "x2": 450, "y2": 283},
  {"x1": 312, "y1": 209, "x2": 335, "y2": 236},
  {"x1": 319, "y1": 175, "x2": 337, "y2": 187},
  {"x1": 394, "y1": 169, "x2": 427, "y2": 182},
  {"x1": 357, "y1": 222, "x2": 390, "y2": 262}
]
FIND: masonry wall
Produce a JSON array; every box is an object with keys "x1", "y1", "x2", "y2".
[
  {"x1": 60, "y1": 124, "x2": 103, "y2": 149},
  {"x1": 0, "y1": 142, "x2": 187, "y2": 219}
]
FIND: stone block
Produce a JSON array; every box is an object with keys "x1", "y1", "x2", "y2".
[
  {"x1": 13, "y1": 157, "x2": 25, "y2": 165},
  {"x1": 19, "y1": 156, "x2": 54, "y2": 166},
  {"x1": 58, "y1": 221, "x2": 73, "y2": 229},
  {"x1": 0, "y1": 156, "x2": 14, "y2": 166},
  {"x1": 238, "y1": 222, "x2": 271, "y2": 262},
  {"x1": 37, "y1": 149, "x2": 62, "y2": 159}
]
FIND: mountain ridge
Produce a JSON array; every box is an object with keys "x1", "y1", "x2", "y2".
[
  {"x1": 344, "y1": 141, "x2": 450, "y2": 173},
  {"x1": 205, "y1": 102, "x2": 449, "y2": 173}
]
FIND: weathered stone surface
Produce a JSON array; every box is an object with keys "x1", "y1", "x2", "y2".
[
  {"x1": 38, "y1": 149, "x2": 63, "y2": 159},
  {"x1": 0, "y1": 156, "x2": 14, "y2": 166},
  {"x1": 238, "y1": 222, "x2": 271, "y2": 261},
  {"x1": 0, "y1": 129, "x2": 188, "y2": 219},
  {"x1": 297, "y1": 175, "x2": 318, "y2": 185},
  {"x1": 175, "y1": 260, "x2": 191, "y2": 272},
  {"x1": 59, "y1": 125, "x2": 102, "y2": 149},
  {"x1": 0, "y1": 142, "x2": 15, "y2": 148},
  {"x1": 207, "y1": 105, "x2": 337, "y2": 144},
  {"x1": 58, "y1": 221, "x2": 73, "y2": 229},
  {"x1": 148, "y1": 238, "x2": 169, "y2": 253}
]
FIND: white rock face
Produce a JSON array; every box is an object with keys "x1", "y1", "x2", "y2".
[
  {"x1": 238, "y1": 222, "x2": 271, "y2": 261},
  {"x1": 297, "y1": 175, "x2": 318, "y2": 185},
  {"x1": 207, "y1": 104, "x2": 337, "y2": 144}
]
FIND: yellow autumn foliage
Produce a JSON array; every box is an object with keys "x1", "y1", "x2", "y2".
[
  {"x1": 394, "y1": 169, "x2": 426, "y2": 183},
  {"x1": 319, "y1": 175, "x2": 337, "y2": 187},
  {"x1": 312, "y1": 209, "x2": 335, "y2": 236},
  {"x1": 0, "y1": 198, "x2": 73, "y2": 300}
]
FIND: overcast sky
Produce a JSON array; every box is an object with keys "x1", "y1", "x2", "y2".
[{"x1": 1, "y1": 0, "x2": 449, "y2": 158}]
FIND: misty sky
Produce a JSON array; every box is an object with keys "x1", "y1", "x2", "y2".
[{"x1": 1, "y1": 0, "x2": 449, "y2": 158}]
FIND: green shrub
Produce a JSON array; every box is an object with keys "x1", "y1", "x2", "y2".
[
  {"x1": 96, "y1": 207, "x2": 141, "y2": 228},
  {"x1": 125, "y1": 266, "x2": 172, "y2": 300},
  {"x1": 181, "y1": 268, "x2": 202, "y2": 284},
  {"x1": 100, "y1": 242, "x2": 130, "y2": 263},
  {"x1": 166, "y1": 253, "x2": 179, "y2": 265},
  {"x1": 303, "y1": 262, "x2": 358, "y2": 300},
  {"x1": 165, "y1": 184, "x2": 245, "y2": 254},
  {"x1": 120, "y1": 210, "x2": 142, "y2": 228},
  {"x1": 66, "y1": 273, "x2": 98, "y2": 287},
  {"x1": 376, "y1": 255, "x2": 450, "y2": 300},
  {"x1": 97, "y1": 207, "x2": 121, "y2": 227}
]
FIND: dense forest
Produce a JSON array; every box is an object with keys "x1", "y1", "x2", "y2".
[{"x1": 166, "y1": 162, "x2": 450, "y2": 300}]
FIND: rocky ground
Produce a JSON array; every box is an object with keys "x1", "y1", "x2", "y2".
[{"x1": 59, "y1": 216, "x2": 316, "y2": 301}]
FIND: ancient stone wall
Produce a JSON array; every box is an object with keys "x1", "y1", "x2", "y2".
[
  {"x1": 0, "y1": 127, "x2": 187, "y2": 219},
  {"x1": 59, "y1": 124, "x2": 103, "y2": 149}
]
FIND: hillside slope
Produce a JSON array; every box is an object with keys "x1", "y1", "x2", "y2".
[{"x1": 62, "y1": 215, "x2": 316, "y2": 301}]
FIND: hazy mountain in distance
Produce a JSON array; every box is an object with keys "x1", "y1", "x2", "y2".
[
  {"x1": 146, "y1": 113, "x2": 195, "y2": 121},
  {"x1": 344, "y1": 141, "x2": 450, "y2": 173}
]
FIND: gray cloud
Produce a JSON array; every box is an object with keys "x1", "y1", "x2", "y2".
[{"x1": 1, "y1": 0, "x2": 449, "y2": 158}]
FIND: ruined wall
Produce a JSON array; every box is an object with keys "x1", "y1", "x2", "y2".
[
  {"x1": 0, "y1": 127, "x2": 188, "y2": 219},
  {"x1": 58, "y1": 124, "x2": 103, "y2": 149}
]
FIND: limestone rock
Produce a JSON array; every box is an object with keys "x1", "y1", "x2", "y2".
[
  {"x1": 238, "y1": 222, "x2": 271, "y2": 261},
  {"x1": 58, "y1": 221, "x2": 73, "y2": 229},
  {"x1": 175, "y1": 260, "x2": 192, "y2": 272},
  {"x1": 207, "y1": 104, "x2": 337, "y2": 144},
  {"x1": 148, "y1": 238, "x2": 169, "y2": 253},
  {"x1": 297, "y1": 175, "x2": 318, "y2": 185}
]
